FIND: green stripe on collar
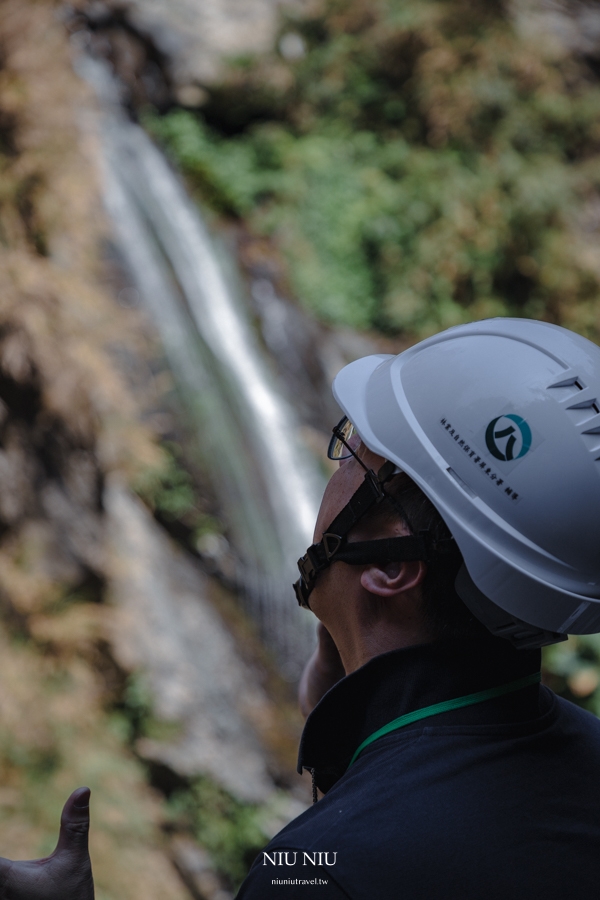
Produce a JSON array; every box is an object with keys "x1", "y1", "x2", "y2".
[{"x1": 348, "y1": 671, "x2": 542, "y2": 768}]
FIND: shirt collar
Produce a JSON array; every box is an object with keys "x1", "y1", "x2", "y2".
[{"x1": 298, "y1": 635, "x2": 541, "y2": 793}]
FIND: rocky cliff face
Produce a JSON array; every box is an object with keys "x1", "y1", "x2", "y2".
[
  {"x1": 72, "y1": 0, "x2": 312, "y2": 94},
  {"x1": 511, "y1": 0, "x2": 600, "y2": 58},
  {"x1": 0, "y1": 2, "x2": 304, "y2": 897}
]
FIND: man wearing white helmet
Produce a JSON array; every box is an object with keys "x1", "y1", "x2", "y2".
[{"x1": 236, "y1": 318, "x2": 600, "y2": 899}]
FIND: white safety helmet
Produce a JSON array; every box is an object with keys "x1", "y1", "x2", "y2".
[{"x1": 332, "y1": 318, "x2": 600, "y2": 645}]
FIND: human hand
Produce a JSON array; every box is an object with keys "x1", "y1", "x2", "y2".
[
  {"x1": 299, "y1": 623, "x2": 345, "y2": 717},
  {"x1": 0, "y1": 787, "x2": 94, "y2": 900}
]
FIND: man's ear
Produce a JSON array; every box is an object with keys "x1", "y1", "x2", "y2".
[{"x1": 360, "y1": 559, "x2": 426, "y2": 598}]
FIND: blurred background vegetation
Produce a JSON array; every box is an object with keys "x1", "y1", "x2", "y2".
[
  {"x1": 148, "y1": 0, "x2": 600, "y2": 337},
  {"x1": 1, "y1": 0, "x2": 600, "y2": 896}
]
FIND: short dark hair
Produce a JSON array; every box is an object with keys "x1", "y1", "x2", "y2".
[{"x1": 355, "y1": 471, "x2": 486, "y2": 641}]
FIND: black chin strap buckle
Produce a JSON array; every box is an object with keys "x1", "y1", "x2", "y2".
[
  {"x1": 294, "y1": 534, "x2": 347, "y2": 609},
  {"x1": 294, "y1": 561, "x2": 316, "y2": 609},
  {"x1": 297, "y1": 554, "x2": 316, "y2": 585}
]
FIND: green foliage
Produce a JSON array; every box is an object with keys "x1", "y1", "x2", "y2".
[
  {"x1": 168, "y1": 777, "x2": 268, "y2": 889},
  {"x1": 146, "y1": 0, "x2": 600, "y2": 337},
  {"x1": 543, "y1": 636, "x2": 600, "y2": 717},
  {"x1": 114, "y1": 673, "x2": 182, "y2": 744},
  {"x1": 132, "y1": 444, "x2": 197, "y2": 520},
  {"x1": 0, "y1": 733, "x2": 61, "y2": 784},
  {"x1": 131, "y1": 443, "x2": 221, "y2": 537}
]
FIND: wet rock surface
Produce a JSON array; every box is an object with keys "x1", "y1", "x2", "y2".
[
  {"x1": 105, "y1": 480, "x2": 278, "y2": 803},
  {"x1": 512, "y1": 0, "x2": 600, "y2": 58},
  {"x1": 73, "y1": 0, "x2": 312, "y2": 91}
]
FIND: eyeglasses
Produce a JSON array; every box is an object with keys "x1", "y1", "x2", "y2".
[{"x1": 327, "y1": 416, "x2": 359, "y2": 461}]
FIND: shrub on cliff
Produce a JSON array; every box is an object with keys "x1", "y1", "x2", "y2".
[{"x1": 148, "y1": 0, "x2": 600, "y2": 339}]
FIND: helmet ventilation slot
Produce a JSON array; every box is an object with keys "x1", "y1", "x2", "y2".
[
  {"x1": 564, "y1": 397, "x2": 600, "y2": 427},
  {"x1": 581, "y1": 423, "x2": 600, "y2": 459},
  {"x1": 547, "y1": 375, "x2": 586, "y2": 399},
  {"x1": 566, "y1": 399, "x2": 599, "y2": 413}
]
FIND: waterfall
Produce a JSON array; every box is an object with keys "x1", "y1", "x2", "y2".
[{"x1": 77, "y1": 54, "x2": 325, "y2": 675}]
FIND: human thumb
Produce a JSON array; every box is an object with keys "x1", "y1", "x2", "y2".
[{"x1": 54, "y1": 787, "x2": 91, "y2": 857}]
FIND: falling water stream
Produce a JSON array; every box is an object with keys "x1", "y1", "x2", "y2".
[{"x1": 78, "y1": 54, "x2": 326, "y2": 675}]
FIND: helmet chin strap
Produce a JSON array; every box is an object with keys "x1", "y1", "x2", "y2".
[{"x1": 293, "y1": 461, "x2": 453, "y2": 610}]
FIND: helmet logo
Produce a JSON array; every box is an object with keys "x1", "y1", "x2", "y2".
[{"x1": 485, "y1": 414, "x2": 532, "y2": 462}]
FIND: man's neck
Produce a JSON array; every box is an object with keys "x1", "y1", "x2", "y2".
[{"x1": 335, "y1": 614, "x2": 434, "y2": 674}]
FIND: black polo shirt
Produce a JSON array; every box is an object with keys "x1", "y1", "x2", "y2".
[{"x1": 236, "y1": 635, "x2": 600, "y2": 899}]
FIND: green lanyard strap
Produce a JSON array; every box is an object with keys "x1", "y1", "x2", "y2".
[{"x1": 348, "y1": 671, "x2": 541, "y2": 768}]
